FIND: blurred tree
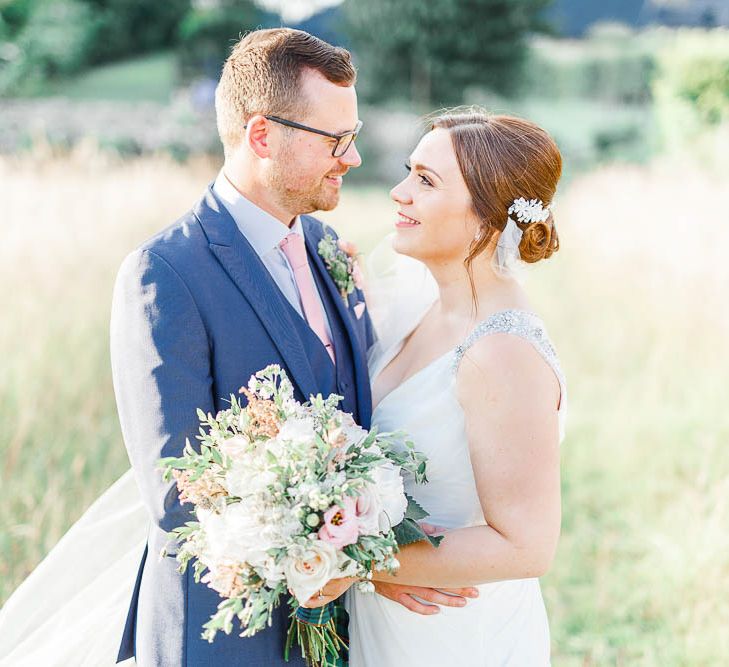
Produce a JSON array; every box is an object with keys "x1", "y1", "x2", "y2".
[
  {"x1": 525, "y1": 24, "x2": 658, "y2": 105},
  {"x1": 342, "y1": 0, "x2": 552, "y2": 107},
  {"x1": 0, "y1": 0, "x2": 36, "y2": 40},
  {"x1": 0, "y1": 0, "x2": 190, "y2": 95},
  {"x1": 0, "y1": 0, "x2": 97, "y2": 94},
  {"x1": 83, "y1": 0, "x2": 190, "y2": 65},
  {"x1": 292, "y1": 6, "x2": 344, "y2": 48},
  {"x1": 177, "y1": 0, "x2": 265, "y2": 81},
  {"x1": 700, "y1": 9, "x2": 717, "y2": 29},
  {"x1": 653, "y1": 28, "x2": 729, "y2": 148}
]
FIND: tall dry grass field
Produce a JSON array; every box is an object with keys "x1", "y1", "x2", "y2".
[{"x1": 1, "y1": 150, "x2": 727, "y2": 665}]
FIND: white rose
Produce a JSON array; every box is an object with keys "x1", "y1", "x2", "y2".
[
  {"x1": 277, "y1": 417, "x2": 317, "y2": 447},
  {"x1": 224, "y1": 459, "x2": 276, "y2": 498},
  {"x1": 354, "y1": 483, "x2": 383, "y2": 536},
  {"x1": 372, "y1": 462, "x2": 408, "y2": 531},
  {"x1": 283, "y1": 540, "x2": 338, "y2": 604},
  {"x1": 200, "y1": 502, "x2": 268, "y2": 565},
  {"x1": 266, "y1": 416, "x2": 317, "y2": 461},
  {"x1": 219, "y1": 434, "x2": 249, "y2": 460}
]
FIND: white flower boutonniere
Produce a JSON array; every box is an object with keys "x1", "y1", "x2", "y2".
[{"x1": 317, "y1": 231, "x2": 364, "y2": 303}]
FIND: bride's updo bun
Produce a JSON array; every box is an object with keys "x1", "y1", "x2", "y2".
[
  {"x1": 429, "y1": 107, "x2": 562, "y2": 271},
  {"x1": 519, "y1": 211, "x2": 559, "y2": 263}
]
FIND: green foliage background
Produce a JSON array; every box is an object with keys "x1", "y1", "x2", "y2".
[
  {"x1": 0, "y1": 0, "x2": 267, "y2": 95},
  {"x1": 177, "y1": 0, "x2": 263, "y2": 79},
  {"x1": 653, "y1": 28, "x2": 729, "y2": 148},
  {"x1": 343, "y1": 0, "x2": 551, "y2": 106}
]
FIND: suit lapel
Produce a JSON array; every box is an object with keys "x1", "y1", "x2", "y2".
[{"x1": 195, "y1": 188, "x2": 319, "y2": 401}]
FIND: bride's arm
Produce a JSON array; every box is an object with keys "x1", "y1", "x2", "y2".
[{"x1": 372, "y1": 334, "x2": 562, "y2": 588}]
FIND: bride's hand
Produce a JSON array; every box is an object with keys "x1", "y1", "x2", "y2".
[
  {"x1": 373, "y1": 581, "x2": 479, "y2": 615},
  {"x1": 300, "y1": 576, "x2": 359, "y2": 609}
]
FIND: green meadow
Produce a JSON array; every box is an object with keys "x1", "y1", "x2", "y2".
[
  {"x1": 44, "y1": 51, "x2": 177, "y2": 103},
  {"x1": 1, "y1": 146, "x2": 727, "y2": 664}
]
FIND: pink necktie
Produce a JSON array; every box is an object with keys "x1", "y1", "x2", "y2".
[{"x1": 279, "y1": 233, "x2": 335, "y2": 363}]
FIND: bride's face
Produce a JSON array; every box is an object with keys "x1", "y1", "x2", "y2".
[{"x1": 390, "y1": 128, "x2": 479, "y2": 266}]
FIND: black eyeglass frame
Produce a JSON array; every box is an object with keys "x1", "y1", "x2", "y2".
[{"x1": 245, "y1": 115, "x2": 363, "y2": 157}]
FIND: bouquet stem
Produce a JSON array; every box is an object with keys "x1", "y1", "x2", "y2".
[{"x1": 285, "y1": 602, "x2": 347, "y2": 667}]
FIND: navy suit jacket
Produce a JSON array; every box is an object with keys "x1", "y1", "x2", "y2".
[{"x1": 111, "y1": 186, "x2": 375, "y2": 665}]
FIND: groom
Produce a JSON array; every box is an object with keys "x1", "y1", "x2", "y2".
[{"x1": 111, "y1": 28, "x2": 469, "y2": 666}]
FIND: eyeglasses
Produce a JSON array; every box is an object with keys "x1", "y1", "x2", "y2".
[{"x1": 247, "y1": 115, "x2": 363, "y2": 158}]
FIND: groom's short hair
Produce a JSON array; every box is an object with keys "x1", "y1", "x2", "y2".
[{"x1": 215, "y1": 28, "x2": 357, "y2": 156}]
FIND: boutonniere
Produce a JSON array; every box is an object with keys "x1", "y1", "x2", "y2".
[{"x1": 317, "y1": 231, "x2": 364, "y2": 304}]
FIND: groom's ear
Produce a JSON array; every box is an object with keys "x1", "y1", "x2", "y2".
[{"x1": 245, "y1": 115, "x2": 271, "y2": 159}]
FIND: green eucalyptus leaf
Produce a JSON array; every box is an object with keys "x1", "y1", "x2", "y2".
[
  {"x1": 404, "y1": 494, "x2": 429, "y2": 521},
  {"x1": 392, "y1": 517, "x2": 430, "y2": 547}
]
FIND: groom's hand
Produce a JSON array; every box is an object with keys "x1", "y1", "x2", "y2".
[
  {"x1": 419, "y1": 521, "x2": 445, "y2": 536},
  {"x1": 373, "y1": 582, "x2": 479, "y2": 615}
]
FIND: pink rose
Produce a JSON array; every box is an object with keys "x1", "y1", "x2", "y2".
[
  {"x1": 318, "y1": 496, "x2": 359, "y2": 549},
  {"x1": 337, "y1": 239, "x2": 365, "y2": 291},
  {"x1": 352, "y1": 263, "x2": 364, "y2": 291}
]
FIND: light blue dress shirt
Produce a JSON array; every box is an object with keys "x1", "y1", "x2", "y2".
[{"x1": 212, "y1": 170, "x2": 333, "y2": 341}]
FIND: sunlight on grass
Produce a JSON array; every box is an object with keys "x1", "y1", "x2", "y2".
[{"x1": 1, "y1": 150, "x2": 727, "y2": 664}]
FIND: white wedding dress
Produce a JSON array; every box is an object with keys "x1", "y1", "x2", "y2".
[
  {"x1": 0, "y1": 471, "x2": 143, "y2": 666},
  {"x1": 346, "y1": 298, "x2": 566, "y2": 665},
  {"x1": 0, "y1": 250, "x2": 565, "y2": 667}
]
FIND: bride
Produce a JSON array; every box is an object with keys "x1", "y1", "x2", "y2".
[
  {"x1": 310, "y1": 109, "x2": 566, "y2": 665},
  {"x1": 0, "y1": 108, "x2": 565, "y2": 666}
]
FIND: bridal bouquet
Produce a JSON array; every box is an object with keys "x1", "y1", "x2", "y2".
[{"x1": 160, "y1": 365, "x2": 438, "y2": 666}]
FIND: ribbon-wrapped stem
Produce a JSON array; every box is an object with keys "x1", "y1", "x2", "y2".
[{"x1": 285, "y1": 601, "x2": 348, "y2": 667}]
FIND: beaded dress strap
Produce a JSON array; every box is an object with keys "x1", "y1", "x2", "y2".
[{"x1": 452, "y1": 309, "x2": 566, "y2": 394}]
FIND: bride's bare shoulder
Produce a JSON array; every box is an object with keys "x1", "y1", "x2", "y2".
[{"x1": 455, "y1": 332, "x2": 560, "y2": 415}]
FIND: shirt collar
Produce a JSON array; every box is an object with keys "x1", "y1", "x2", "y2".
[{"x1": 212, "y1": 169, "x2": 303, "y2": 258}]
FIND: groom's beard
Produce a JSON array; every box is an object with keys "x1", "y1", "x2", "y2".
[{"x1": 268, "y1": 151, "x2": 342, "y2": 215}]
